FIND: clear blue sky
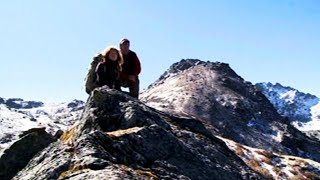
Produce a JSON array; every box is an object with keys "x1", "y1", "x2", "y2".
[{"x1": 1, "y1": 0, "x2": 319, "y2": 102}]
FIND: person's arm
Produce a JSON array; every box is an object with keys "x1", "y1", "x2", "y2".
[
  {"x1": 133, "y1": 54, "x2": 141, "y2": 76},
  {"x1": 95, "y1": 63, "x2": 104, "y2": 86}
]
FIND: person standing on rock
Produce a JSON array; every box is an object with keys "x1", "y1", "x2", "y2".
[
  {"x1": 95, "y1": 46, "x2": 123, "y2": 91},
  {"x1": 119, "y1": 38, "x2": 141, "y2": 98}
]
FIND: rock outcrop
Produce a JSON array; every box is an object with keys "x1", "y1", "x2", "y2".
[
  {"x1": 0, "y1": 128, "x2": 56, "y2": 180},
  {"x1": 13, "y1": 87, "x2": 262, "y2": 180}
]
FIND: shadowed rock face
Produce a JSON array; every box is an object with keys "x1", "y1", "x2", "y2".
[
  {"x1": 305, "y1": 130, "x2": 320, "y2": 141},
  {"x1": 67, "y1": 100, "x2": 85, "y2": 111},
  {"x1": 0, "y1": 97, "x2": 4, "y2": 104},
  {"x1": 13, "y1": 87, "x2": 262, "y2": 180},
  {"x1": 0, "y1": 128, "x2": 56, "y2": 180},
  {"x1": 140, "y1": 59, "x2": 320, "y2": 162}
]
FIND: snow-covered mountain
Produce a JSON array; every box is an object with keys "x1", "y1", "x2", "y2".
[
  {"x1": 256, "y1": 82, "x2": 320, "y2": 131},
  {"x1": 0, "y1": 98, "x2": 84, "y2": 153}
]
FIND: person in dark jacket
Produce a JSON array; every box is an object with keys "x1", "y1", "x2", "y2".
[
  {"x1": 119, "y1": 38, "x2": 141, "y2": 98},
  {"x1": 95, "y1": 46, "x2": 123, "y2": 90}
]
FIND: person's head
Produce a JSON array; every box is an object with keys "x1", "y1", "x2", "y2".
[
  {"x1": 119, "y1": 38, "x2": 130, "y2": 55},
  {"x1": 101, "y1": 46, "x2": 123, "y2": 66}
]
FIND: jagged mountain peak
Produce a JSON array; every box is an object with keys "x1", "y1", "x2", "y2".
[
  {"x1": 141, "y1": 59, "x2": 320, "y2": 162},
  {"x1": 150, "y1": 59, "x2": 241, "y2": 89},
  {"x1": 256, "y1": 82, "x2": 320, "y2": 131},
  {"x1": 160, "y1": 58, "x2": 203, "y2": 76},
  {"x1": 257, "y1": 82, "x2": 318, "y2": 101}
]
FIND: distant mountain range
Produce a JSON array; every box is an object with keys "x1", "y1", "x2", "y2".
[
  {"x1": 0, "y1": 98, "x2": 84, "y2": 153},
  {"x1": 256, "y1": 82, "x2": 320, "y2": 131}
]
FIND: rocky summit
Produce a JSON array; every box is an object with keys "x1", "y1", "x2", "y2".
[
  {"x1": 141, "y1": 59, "x2": 320, "y2": 162},
  {"x1": 12, "y1": 87, "x2": 261, "y2": 180}
]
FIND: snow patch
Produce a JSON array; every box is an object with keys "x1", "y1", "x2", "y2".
[
  {"x1": 311, "y1": 102, "x2": 320, "y2": 120},
  {"x1": 218, "y1": 136, "x2": 320, "y2": 179},
  {"x1": 279, "y1": 90, "x2": 297, "y2": 104},
  {"x1": 0, "y1": 100, "x2": 84, "y2": 150}
]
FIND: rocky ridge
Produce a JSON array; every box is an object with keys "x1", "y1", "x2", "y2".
[{"x1": 12, "y1": 87, "x2": 262, "y2": 180}]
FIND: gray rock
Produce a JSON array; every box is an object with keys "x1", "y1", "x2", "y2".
[
  {"x1": 0, "y1": 128, "x2": 56, "y2": 180},
  {"x1": 13, "y1": 87, "x2": 262, "y2": 180},
  {"x1": 0, "y1": 97, "x2": 4, "y2": 104}
]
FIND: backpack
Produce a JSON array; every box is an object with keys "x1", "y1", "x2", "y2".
[{"x1": 85, "y1": 54, "x2": 104, "y2": 94}]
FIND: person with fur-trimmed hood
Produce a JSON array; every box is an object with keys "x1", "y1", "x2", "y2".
[
  {"x1": 95, "y1": 46, "x2": 123, "y2": 90},
  {"x1": 119, "y1": 38, "x2": 141, "y2": 98}
]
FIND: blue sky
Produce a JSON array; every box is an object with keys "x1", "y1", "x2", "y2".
[{"x1": 0, "y1": 0, "x2": 319, "y2": 102}]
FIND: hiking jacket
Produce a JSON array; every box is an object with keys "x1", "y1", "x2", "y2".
[
  {"x1": 121, "y1": 50, "x2": 141, "y2": 80},
  {"x1": 95, "y1": 59, "x2": 121, "y2": 90}
]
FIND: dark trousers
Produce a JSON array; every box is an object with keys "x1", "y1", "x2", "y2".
[{"x1": 121, "y1": 78, "x2": 139, "y2": 98}]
